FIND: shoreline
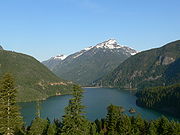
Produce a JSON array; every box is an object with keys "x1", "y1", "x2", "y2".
[{"x1": 82, "y1": 86, "x2": 102, "y2": 88}]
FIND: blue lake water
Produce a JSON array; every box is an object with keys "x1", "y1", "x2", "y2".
[{"x1": 20, "y1": 88, "x2": 178, "y2": 125}]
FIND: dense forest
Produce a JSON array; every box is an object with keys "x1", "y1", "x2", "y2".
[
  {"x1": 100, "y1": 40, "x2": 180, "y2": 89},
  {"x1": 136, "y1": 84, "x2": 180, "y2": 118},
  {"x1": 0, "y1": 74, "x2": 180, "y2": 135},
  {"x1": 0, "y1": 50, "x2": 75, "y2": 102}
]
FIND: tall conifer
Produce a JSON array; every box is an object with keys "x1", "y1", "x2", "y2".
[
  {"x1": 0, "y1": 73, "x2": 23, "y2": 135},
  {"x1": 61, "y1": 85, "x2": 90, "y2": 135}
]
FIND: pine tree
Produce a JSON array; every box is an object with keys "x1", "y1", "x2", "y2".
[
  {"x1": 61, "y1": 85, "x2": 90, "y2": 135},
  {"x1": 28, "y1": 99, "x2": 50, "y2": 135},
  {"x1": 106, "y1": 104, "x2": 124, "y2": 135},
  {"x1": 28, "y1": 117, "x2": 49, "y2": 135},
  {"x1": 47, "y1": 123, "x2": 57, "y2": 135},
  {"x1": 133, "y1": 115, "x2": 145, "y2": 135},
  {"x1": 0, "y1": 73, "x2": 23, "y2": 135},
  {"x1": 147, "y1": 122, "x2": 157, "y2": 135},
  {"x1": 90, "y1": 122, "x2": 98, "y2": 135},
  {"x1": 168, "y1": 121, "x2": 180, "y2": 135},
  {"x1": 156, "y1": 116, "x2": 170, "y2": 135},
  {"x1": 117, "y1": 115, "x2": 133, "y2": 135},
  {"x1": 94, "y1": 119, "x2": 102, "y2": 133}
]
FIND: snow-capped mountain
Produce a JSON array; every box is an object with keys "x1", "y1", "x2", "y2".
[
  {"x1": 42, "y1": 55, "x2": 67, "y2": 70},
  {"x1": 43, "y1": 39, "x2": 138, "y2": 86}
]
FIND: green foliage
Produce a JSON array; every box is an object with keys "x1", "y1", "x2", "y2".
[
  {"x1": 168, "y1": 121, "x2": 180, "y2": 135},
  {"x1": 131, "y1": 115, "x2": 146, "y2": 135},
  {"x1": 147, "y1": 122, "x2": 157, "y2": 135},
  {"x1": 0, "y1": 50, "x2": 75, "y2": 102},
  {"x1": 100, "y1": 40, "x2": 180, "y2": 89},
  {"x1": 61, "y1": 85, "x2": 90, "y2": 135},
  {"x1": 89, "y1": 122, "x2": 98, "y2": 135},
  {"x1": 28, "y1": 117, "x2": 49, "y2": 135},
  {"x1": 0, "y1": 73, "x2": 24, "y2": 135},
  {"x1": 155, "y1": 116, "x2": 170, "y2": 135},
  {"x1": 106, "y1": 104, "x2": 124, "y2": 135},
  {"x1": 165, "y1": 58, "x2": 180, "y2": 85},
  {"x1": 47, "y1": 123, "x2": 57, "y2": 135},
  {"x1": 136, "y1": 83, "x2": 180, "y2": 117},
  {"x1": 117, "y1": 115, "x2": 133, "y2": 135},
  {"x1": 104, "y1": 105, "x2": 180, "y2": 135}
]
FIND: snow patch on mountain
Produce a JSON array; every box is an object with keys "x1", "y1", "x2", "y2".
[
  {"x1": 43, "y1": 39, "x2": 138, "y2": 62},
  {"x1": 52, "y1": 55, "x2": 67, "y2": 60},
  {"x1": 73, "y1": 52, "x2": 84, "y2": 59},
  {"x1": 70, "y1": 39, "x2": 138, "y2": 59},
  {"x1": 130, "y1": 52, "x2": 137, "y2": 55},
  {"x1": 95, "y1": 39, "x2": 123, "y2": 49},
  {"x1": 84, "y1": 46, "x2": 93, "y2": 51}
]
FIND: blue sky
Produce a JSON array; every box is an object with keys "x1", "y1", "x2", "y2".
[{"x1": 0, "y1": 0, "x2": 180, "y2": 61}]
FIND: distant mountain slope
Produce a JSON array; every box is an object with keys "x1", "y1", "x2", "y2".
[
  {"x1": 0, "y1": 45, "x2": 3, "y2": 50},
  {"x1": 0, "y1": 50, "x2": 74, "y2": 102},
  {"x1": 165, "y1": 58, "x2": 180, "y2": 85},
  {"x1": 42, "y1": 55, "x2": 67, "y2": 70},
  {"x1": 100, "y1": 40, "x2": 180, "y2": 89},
  {"x1": 43, "y1": 39, "x2": 138, "y2": 86}
]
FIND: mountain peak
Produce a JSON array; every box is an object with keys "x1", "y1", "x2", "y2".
[
  {"x1": 106, "y1": 39, "x2": 118, "y2": 44},
  {"x1": 95, "y1": 39, "x2": 123, "y2": 49},
  {"x1": 52, "y1": 55, "x2": 67, "y2": 60},
  {"x1": 43, "y1": 39, "x2": 139, "y2": 85}
]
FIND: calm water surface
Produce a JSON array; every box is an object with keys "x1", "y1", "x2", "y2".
[{"x1": 20, "y1": 88, "x2": 178, "y2": 125}]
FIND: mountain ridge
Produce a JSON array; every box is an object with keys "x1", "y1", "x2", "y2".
[
  {"x1": 43, "y1": 39, "x2": 138, "y2": 86},
  {"x1": 99, "y1": 40, "x2": 180, "y2": 89}
]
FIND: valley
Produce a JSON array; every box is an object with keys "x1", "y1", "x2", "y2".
[
  {"x1": 1, "y1": 1, "x2": 180, "y2": 134},
  {"x1": 42, "y1": 39, "x2": 138, "y2": 86},
  {"x1": 20, "y1": 88, "x2": 180, "y2": 126}
]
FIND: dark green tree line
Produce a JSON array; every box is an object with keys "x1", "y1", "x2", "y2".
[{"x1": 136, "y1": 83, "x2": 180, "y2": 117}]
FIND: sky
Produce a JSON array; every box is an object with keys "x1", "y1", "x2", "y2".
[{"x1": 0, "y1": 0, "x2": 180, "y2": 61}]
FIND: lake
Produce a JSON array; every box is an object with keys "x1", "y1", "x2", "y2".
[{"x1": 20, "y1": 88, "x2": 178, "y2": 125}]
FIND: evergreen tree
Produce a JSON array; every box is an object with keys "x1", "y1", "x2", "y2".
[
  {"x1": 89, "y1": 122, "x2": 98, "y2": 135},
  {"x1": 168, "y1": 121, "x2": 180, "y2": 135},
  {"x1": 0, "y1": 73, "x2": 23, "y2": 135},
  {"x1": 106, "y1": 104, "x2": 124, "y2": 135},
  {"x1": 28, "y1": 99, "x2": 49, "y2": 135},
  {"x1": 28, "y1": 117, "x2": 49, "y2": 135},
  {"x1": 47, "y1": 123, "x2": 57, "y2": 135},
  {"x1": 132, "y1": 115, "x2": 145, "y2": 135},
  {"x1": 94, "y1": 119, "x2": 102, "y2": 133},
  {"x1": 117, "y1": 115, "x2": 133, "y2": 135},
  {"x1": 61, "y1": 85, "x2": 90, "y2": 135},
  {"x1": 147, "y1": 122, "x2": 157, "y2": 135},
  {"x1": 54, "y1": 119, "x2": 62, "y2": 134},
  {"x1": 156, "y1": 116, "x2": 170, "y2": 135}
]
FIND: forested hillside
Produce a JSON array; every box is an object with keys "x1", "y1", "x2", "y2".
[
  {"x1": 0, "y1": 50, "x2": 75, "y2": 102},
  {"x1": 100, "y1": 40, "x2": 180, "y2": 89},
  {"x1": 136, "y1": 84, "x2": 180, "y2": 118}
]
